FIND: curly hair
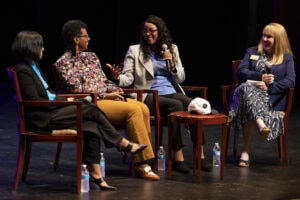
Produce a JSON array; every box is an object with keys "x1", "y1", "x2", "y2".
[{"x1": 139, "y1": 15, "x2": 174, "y2": 63}]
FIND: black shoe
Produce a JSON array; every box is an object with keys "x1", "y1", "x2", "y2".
[
  {"x1": 89, "y1": 175, "x2": 117, "y2": 191},
  {"x1": 119, "y1": 142, "x2": 147, "y2": 162},
  {"x1": 172, "y1": 161, "x2": 190, "y2": 174},
  {"x1": 121, "y1": 142, "x2": 147, "y2": 155},
  {"x1": 201, "y1": 158, "x2": 212, "y2": 172}
]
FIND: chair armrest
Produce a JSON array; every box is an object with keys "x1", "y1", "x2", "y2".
[
  {"x1": 122, "y1": 88, "x2": 143, "y2": 102},
  {"x1": 140, "y1": 89, "x2": 160, "y2": 121},
  {"x1": 21, "y1": 100, "x2": 83, "y2": 106},
  {"x1": 57, "y1": 93, "x2": 98, "y2": 104}
]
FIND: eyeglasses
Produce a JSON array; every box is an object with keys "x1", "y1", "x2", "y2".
[
  {"x1": 142, "y1": 29, "x2": 158, "y2": 34},
  {"x1": 77, "y1": 34, "x2": 90, "y2": 38}
]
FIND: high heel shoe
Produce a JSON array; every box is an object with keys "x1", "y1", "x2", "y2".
[
  {"x1": 89, "y1": 175, "x2": 117, "y2": 191},
  {"x1": 118, "y1": 142, "x2": 147, "y2": 163}
]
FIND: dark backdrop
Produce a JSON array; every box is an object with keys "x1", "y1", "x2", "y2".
[{"x1": 1, "y1": 0, "x2": 299, "y2": 104}]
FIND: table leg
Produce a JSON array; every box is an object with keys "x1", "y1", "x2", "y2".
[
  {"x1": 168, "y1": 117, "x2": 173, "y2": 177},
  {"x1": 220, "y1": 122, "x2": 228, "y2": 180},
  {"x1": 196, "y1": 120, "x2": 203, "y2": 183}
]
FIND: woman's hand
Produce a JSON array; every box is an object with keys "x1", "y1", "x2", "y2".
[
  {"x1": 254, "y1": 81, "x2": 269, "y2": 91},
  {"x1": 67, "y1": 97, "x2": 75, "y2": 101},
  {"x1": 103, "y1": 92, "x2": 125, "y2": 101},
  {"x1": 262, "y1": 74, "x2": 274, "y2": 85},
  {"x1": 106, "y1": 63, "x2": 122, "y2": 80}
]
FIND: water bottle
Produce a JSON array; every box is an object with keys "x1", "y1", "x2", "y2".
[
  {"x1": 212, "y1": 142, "x2": 221, "y2": 167},
  {"x1": 81, "y1": 164, "x2": 90, "y2": 193},
  {"x1": 100, "y1": 152, "x2": 105, "y2": 178},
  {"x1": 157, "y1": 146, "x2": 166, "y2": 171}
]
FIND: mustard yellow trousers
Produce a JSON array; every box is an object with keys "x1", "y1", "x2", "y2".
[{"x1": 97, "y1": 98, "x2": 154, "y2": 163}]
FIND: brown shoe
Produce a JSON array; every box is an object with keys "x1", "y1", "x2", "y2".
[{"x1": 135, "y1": 165, "x2": 160, "y2": 180}]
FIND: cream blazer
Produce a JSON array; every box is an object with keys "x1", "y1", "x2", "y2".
[{"x1": 119, "y1": 44, "x2": 186, "y2": 101}]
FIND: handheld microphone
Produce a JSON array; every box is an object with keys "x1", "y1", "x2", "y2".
[
  {"x1": 265, "y1": 61, "x2": 271, "y2": 74},
  {"x1": 161, "y1": 44, "x2": 171, "y2": 71},
  {"x1": 264, "y1": 61, "x2": 273, "y2": 90}
]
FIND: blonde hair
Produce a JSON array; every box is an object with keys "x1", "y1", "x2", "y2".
[{"x1": 257, "y1": 22, "x2": 293, "y2": 65}]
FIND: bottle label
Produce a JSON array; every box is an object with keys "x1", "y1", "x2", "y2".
[
  {"x1": 214, "y1": 151, "x2": 220, "y2": 156},
  {"x1": 82, "y1": 174, "x2": 89, "y2": 181},
  {"x1": 100, "y1": 162, "x2": 105, "y2": 167}
]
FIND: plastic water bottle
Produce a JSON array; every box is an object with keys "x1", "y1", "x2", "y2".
[
  {"x1": 100, "y1": 152, "x2": 105, "y2": 178},
  {"x1": 81, "y1": 164, "x2": 90, "y2": 193},
  {"x1": 157, "y1": 146, "x2": 166, "y2": 171},
  {"x1": 212, "y1": 142, "x2": 221, "y2": 167}
]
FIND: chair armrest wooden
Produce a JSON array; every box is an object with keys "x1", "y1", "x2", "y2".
[
  {"x1": 122, "y1": 88, "x2": 143, "y2": 102},
  {"x1": 141, "y1": 89, "x2": 160, "y2": 119}
]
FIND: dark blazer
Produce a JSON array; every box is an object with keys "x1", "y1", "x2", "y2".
[
  {"x1": 15, "y1": 63, "x2": 102, "y2": 135},
  {"x1": 15, "y1": 63, "x2": 65, "y2": 131}
]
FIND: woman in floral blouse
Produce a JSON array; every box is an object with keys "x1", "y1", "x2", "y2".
[{"x1": 55, "y1": 19, "x2": 160, "y2": 181}]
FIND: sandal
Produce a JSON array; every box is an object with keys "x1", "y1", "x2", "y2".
[{"x1": 238, "y1": 159, "x2": 250, "y2": 167}]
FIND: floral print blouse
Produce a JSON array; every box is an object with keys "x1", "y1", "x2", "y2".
[{"x1": 55, "y1": 51, "x2": 120, "y2": 99}]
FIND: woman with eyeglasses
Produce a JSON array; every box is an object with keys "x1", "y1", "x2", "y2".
[
  {"x1": 110, "y1": 15, "x2": 213, "y2": 173},
  {"x1": 55, "y1": 20, "x2": 160, "y2": 181}
]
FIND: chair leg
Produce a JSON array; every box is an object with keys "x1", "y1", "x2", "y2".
[
  {"x1": 232, "y1": 128, "x2": 239, "y2": 159},
  {"x1": 153, "y1": 120, "x2": 162, "y2": 170},
  {"x1": 282, "y1": 133, "x2": 289, "y2": 166},
  {"x1": 13, "y1": 138, "x2": 25, "y2": 191},
  {"x1": 278, "y1": 129, "x2": 289, "y2": 166},
  {"x1": 22, "y1": 140, "x2": 32, "y2": 181},
  {"x1": 225, "y1": 126, "x2": 230, "y2": 156},
  {"x1": 54, "y1": 142, "x2": 63, "y2": 171}
]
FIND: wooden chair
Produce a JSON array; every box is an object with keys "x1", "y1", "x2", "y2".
[
  {"x1": 7, "y1": 66, "x2": 90, "y2": 193},
  {"x1": 220, "y1": 60, "x2": 295, "y2": 165}
]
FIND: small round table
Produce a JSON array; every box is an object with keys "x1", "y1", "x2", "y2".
[{"x1": 167, "y1": 111, "x2": 229, "y2": 183}]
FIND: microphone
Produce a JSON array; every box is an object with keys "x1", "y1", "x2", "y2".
[
  {"x1": 265, "y1": 61, "x2": 271, "y2": 74},
  {"x1": 264, "y1": 61, "x2": 273, "y2": 90},
  {"x1": 161, "y1": 44, "x2": 171, "y2": 71}
]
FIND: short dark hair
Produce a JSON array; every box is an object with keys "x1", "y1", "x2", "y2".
[
  {"x1": 11, "y1": 30, "x2": 43, "y2": 63},
  {"x1": 61, "y1": 19, "x2": 87, "y2": 46}
]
